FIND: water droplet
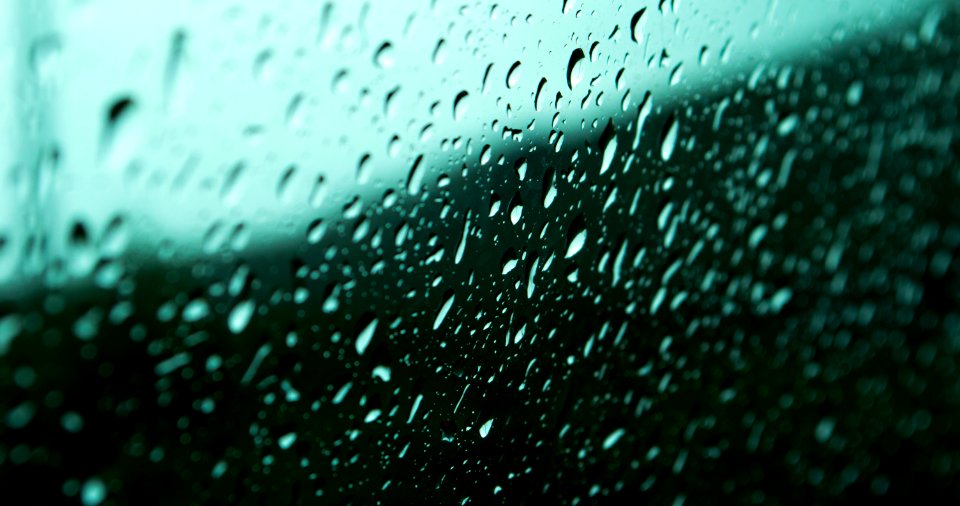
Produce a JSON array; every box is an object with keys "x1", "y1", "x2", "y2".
[
  {"x1": 455, "y1": 212, "x2": 472, "y2": 264},
  {"x1": 815, "y1": 418, "x2": 836, "y2": 443},
  {"x1": 509, "y1": 193, "x2": 523, "y2": 225},
  {"x1": 278, "y1": 432, "x2": 297, "y2": 449},
  {"x1": 630, "y1": 8, "x2": 647, "y2": 43},
  {"x1": 372, "y1": 366, "x2": 392, "y2": 382},
  {"x1": 481, "y1": 63, "x2": 493, "y2": 94},
  {"x1": 599, "y1": 122, "x2": 617, "y2": 175},
  {"x1": 81, "y1": 478, "x2": 107, "y2": 506},
  {"x1": 29, "y1": 35, "x2": 62, "y2": 84},
  {"x1": 163, "y1": 30, "x2": 186, "y2": 110},
  {"x1": 211, "y1": 460, "x2": 228, "y2": 479},
  {"x1": 846, "y1": 80, "x2": 864, "y2": 106},
  {"x1": 506, "y1": 61, "x2": 521, "y2": 89},
  {"x1": 480, "y1": 145, "x2": 492, "y2": 165},
  {"x1": 526, "y1": 256, "x2": 540, "y2": 299},
  {"x1": 286, "y1": 93, "x2": 306, "y2": 131},
  {"x1": 699, "y1": 45, "x2": 711, "y2": 65},
  {"x1": 276, "y1": 165, "x2": 297, "y2": 202},
  {"x1": 374, "y1": 41, "x2": 395, "y2": 68},
  {"x1": 565, "y1": 216, "x2": 587, "y2": 258},
  {"x1": 332, "y1": 382, "x2": 352, "y2": 404},
  {"x1": 602, "y1": 428, "x2": 626, "y2": 450},
  {"x1": 453, "y1": 91, "x2": 469, "y2": 121},
  {"x1": 479, "y1": 418, "x2": 494, "y2": 438},
  {"x1": 407, "y1": 394, "x2": 423, "y2": 423},
  {"x1": 432, "y1": 38, "x2": 447, "y2": 65},
  {"x1": 434, "y1": 291, "x2": 455, "y2": 330},
  {"x1": 660, "y1": 113, "x2": 679, "y2": 161},
  {"x1": 777, "y1": 113, "x2": 799, "y2": 136},
  {"x1": 543, "y1": 167, "x2": 557, "y2": 208},
  {"x1": 307, "y1": 219, "x2": 327, "y2": 244},
  {"x1": 253, "y1": 50, "x2": 275, "y2": 83},
  {"x1": 228, "y1": 300, "x2": 255, "y2": 334},
  {"x1": 220, "y1": 162, "x2": 246, "y2": 206},
  {"x1": 322, "y1": 283, "x2": 341, "y2": 313},
  {"x1": 489, "y1": 193, "x2": 502, "y2": 216},
  {"x1": 100, "y1": 95, "x2": 142, "y2": 171},
  {"x1": 182, "y1": 299, "x2": 210, "y2": 322},
  {"x1": 515, "y1": 158, "x2": 528, "y2": 181},
  {"x1": 669, "y1": 63, "x2": 683, "y2": 86},
  {"x1": 407, "y1": 155, "x2": 425, "y2": 195},
  {"x1": 534, "y1": 78, "x2": 548, "y2": 112},
  {"x1": 502, "y1": 249, "x2": 519, "y2": 275},
  {"x1": 61, "y1": 411, "x2": 84, "y2": 433},
  {"x1": 632, "y1": 91, "x2": 653, "y2": 150},
  {"x1": 567, "y1": 49, "x2": 586, "y2": 90},
  {"x1": 355, "y1": 316, "x2": 378, "y2": 355},
  {"x1": 309, "y1": 175, "x2": 328, "y2": 207},
  {"x1": 356, "y1": 153, "x2": 372, "y2": 184}
]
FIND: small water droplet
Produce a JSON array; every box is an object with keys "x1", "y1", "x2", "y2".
[
  {"x1": 455, "y1": 212, "x2": 472, "y2": 264},
  {"x1": 372, "y1": 365, "x2": 392, "y2": 382},
  {"x1": 163, "y1": 30, "x2": 186, "y2": 110},
  {"x1": 407, "y1": 155, "x2": 425, "y2": 195},
  {"x1": 602, "y1": 428, "x2": 626, "y2": 450},
  {"x1": 479, "y1": 418, "x2": 494, "y2": 438},
  {"x1": 565, "y1": 216, "x2": 587, "y2": 258},
  {"x1": 374, "y1": 41, "x2": 395, "y2": 68},
  {"x1": 254, "y1": 50, "x2": 275, "y2": 83},
  {"x1": 355, "y1": 316, "x2": 378, "y2": 355},
  {"x1": 309, "y1": 175, "x2": 328, "y2": 207},
  {"x1": 453, "y1": 90, "x2": 469, "y2": 121},
  {"x1": 542, "y1": 166, "x2": 557, "y2": 208},
  {"x1": 220, "y1": 162, "x2": 246, "y2": 206},
  {"x1": 211, "y1": 460, "x2": 228, "y2": 479},
  {"x1": 432, "y1": 38, "x2": 447, "y2": 65},
  {"x1": 356, "y1": 153, "x2": 372, "y2": 184},
  {"x1": 509, "y1": 193, "x2": 523, "y2": 225},
  {"x1": 815, "y1": 417, "x2": 836, "y2": 443},
  {"x1": 846, "y1": 80, "x2": 864, "y2": 106},
  {"x1": 365, "y1": 409, "x2": 382, "y2": 423},
  {"x1": 278, "y1": 432, "x2": 297, "y2": 449},
  {"x1": 599, "y1": 122, "x2": 617, "y2": 175},
  {"x1": 502, "y1": 249, "x2": 519, "y2": 275},
  {"x1": 630, "y1": 8, "x2": 647, "y2": 43},
  {"x1": 515, "y1": 157, "x2": 528, "y2": 181},
  {"x1": 659, "y1": 114, "x2": 679, "y2": 161},
  {"x1": 777, "y1": 113, "x2": 800, "y2": 136},
  {"x1": 276, "y1": 165, "x2": 297, "y2": 202},
  {"x1": 81, "y1": 478, "x2": 107, "y2": 506},
  {"x1": 506, "y1": 61, "x2": 522, "y2": 89},
  {"x1": 481, "y1": 63, "x2": 494, "y2": 94},
  {"x1": 480, "y1": 145, "x2": 492, "y2": 165},
  {"x1": 534, "y1": 78, "x2": 548, "y2": 111},
  {"x1": 228, "y1": 300, "x2": 255, "y2": 334},
  {"x1": 434, "y1": 291, "x2": 455, "y2": 330},
  {"x1": 567, "y1": 49, "x2": 586, "y2": 90},
  {"x1": 100, "y1": 96, "x2": 142, "y2": 171},
  {"x1": 489, "y1": 193, "x2": 502, "y2": 216},
  {"x1": 29, "y1": 35, "x2": 62, "y2": 84},
  {"x1": 286, "y1": 93, "x2": 306, "y2": 131}
]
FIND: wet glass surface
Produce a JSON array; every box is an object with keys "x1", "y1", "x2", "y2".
[{"x1": 1, "y1": 1, "x2": 960, "y2": 504}]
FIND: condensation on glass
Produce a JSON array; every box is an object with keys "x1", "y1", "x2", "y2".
[{"x1": 1, "y1": 0, "x2": 959, "y2": 504}]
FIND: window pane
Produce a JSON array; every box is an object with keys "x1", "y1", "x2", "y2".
[{"x1": 1, "y1": 1, "x2": 959, "y2": 503}]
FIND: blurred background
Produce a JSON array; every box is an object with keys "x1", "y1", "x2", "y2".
[{"x1": 1, "y1": 0, "x2": 959, "y2": 504}]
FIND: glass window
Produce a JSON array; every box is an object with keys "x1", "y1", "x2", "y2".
[{"x1": 1, "y1": 0, "x2": 959, "y2": 503}]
